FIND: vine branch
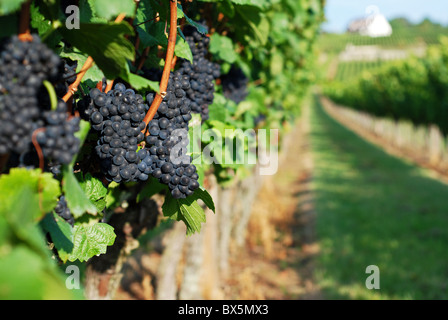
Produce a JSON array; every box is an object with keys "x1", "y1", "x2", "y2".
[
  {"x1": 62, "y1": 56, "x2": 94, "y2": 102},
  {"x1": 18, "y1": 1, "x2": 33, "y2": 42},
  {"x1": 105, "y1": 80, "x2": 114, "y2": 93},
  {"x1": 142, "y1": 0, "x2": 178, "y2": 131},
  {"x1": 32, "y1": 128, "x2": 46, "y2": 171}
]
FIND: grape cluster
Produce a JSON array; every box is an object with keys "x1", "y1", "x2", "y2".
[
  {"x1": 58, "y1": 60, "x2": 77, "y2": 98},
  {"x1": 63, "y1": 61, "x2": 77, "y2": 85},
  {"x1": 221, "y1": 65, "x2": 249, "y2": 104},
  {"x1": 177, "y1": 25, "x2": 221, "y2": 121},
  {"x1": 79, "y1": 83, "x2": 149, "y2": 183},
  {"x1": 0, "y1": 35, "x2": 81, "y2": 172},
  {"x1": 54, "y1": 196, "x2": 74, "y2": 226},
  {"x1": 36, "y1": 100, "x2": 80, "y2": 165},
  {"x1": 143, "y1": 71, "x2": 200, "y2": 198},
  {"x1": 0, "y1": 35, "x2": 64, "y2": 155}
]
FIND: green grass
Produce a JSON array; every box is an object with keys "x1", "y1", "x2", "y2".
[{"x1": 310, "y1": 96, "x2": 448, "y2": 299}]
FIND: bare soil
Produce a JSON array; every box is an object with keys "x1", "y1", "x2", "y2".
[{"x1": 221, "y1": 103, "x2": 322, "y2": 300}]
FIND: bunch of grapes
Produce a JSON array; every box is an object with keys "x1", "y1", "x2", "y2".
[
  {"x1": 177, "y1": 25, "x2": 221, "y2": 121},
  {"x1": 56, "y1": 60, "x2": 77, "y2": 99},
  {"x1": 144, "y1": 70, "x2": 200, "y2": 199},
  {"x1": 0, "y1": 34, "x2": 80, "y2": 171},
  {"x1": 54, "y1": 196, "x2": 74, "y2": 226},
  {"x1": 221, "y1": 65, "x2": 249, "y2": 104},
  {"x1": 0, "y1": 35, "x2": 63, "y2": 155},
  {"x1": 78, "y1": 83, "x2": 149, "y2": 183},
  {"x1": 36, "y1": 101, "x2": 80, "y2": 166},
  {"x1": 63, "y1": 61, "x2": 77, "y2": 86}
]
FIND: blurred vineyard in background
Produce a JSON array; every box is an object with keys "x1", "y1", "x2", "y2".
[
  {"x1": 319, "y1": 18, "x2": 448, "y2": 170},
  {"x1": 310, "y1": 14, "x2": 448, "y2": 299}
]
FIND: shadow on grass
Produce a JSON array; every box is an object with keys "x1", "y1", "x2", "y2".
[{"x1": 311, "y1": 95, "x2": 448, "y2": 300}]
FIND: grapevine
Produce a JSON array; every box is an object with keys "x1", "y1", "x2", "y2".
[
  {"x1": 0, "y1": 34, "x2": 80, "y2": 171},
  {"x1": 0, "y1": 0, "x2": 324, "y2": 300},
  {"x1": 177, "y1": 25, "x2": 221, "y2": 121}
]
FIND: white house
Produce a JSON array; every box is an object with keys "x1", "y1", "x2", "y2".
[{"x1": 347, "y1": 6, "x2": 392, "y2": 37}]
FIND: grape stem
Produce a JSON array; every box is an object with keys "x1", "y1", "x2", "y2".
[
  {"x1": 171, "y1": 55, "x2": 178, "y2": 70},
  {"x1": 62, "y1": 56, "x2": 94, "y2": 102},
  {"x1": 62, "y1": 13, "x2": 127, "y2": 102},
  {"x1": 96, "y1": 79, "x2": 104, "y2": 91},
  {"x1": 105, "y1": 80, "x2": 114, "y2": 93},
  {"x1": 142, "y1": 0, "x2": 178, "y2": 132},
  {"x1": 42, "y1": 80, "x2": 58, "y2": 111},
  {"x1": 32, "y1": 127, "x2": 46, "y2": 171},
  {"x1": 18, "y1": 1, "x2": 33, "y2": 42}
]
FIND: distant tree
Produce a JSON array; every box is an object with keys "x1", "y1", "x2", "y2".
[
  {"x1": 388, "y1": 17, "x2": 412, "y2": 30},
  {"x1": 418, "y1": 17, "x2": 442, "y2": 29}
]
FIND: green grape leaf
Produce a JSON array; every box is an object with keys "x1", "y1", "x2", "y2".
[
  {"x1": 193, "y1": 187, "x2": 215, "y2": 213},
  {"x1": 198, "y1": 0, "x2": 270, "y2": 9},
  {"x1": 62, "y1": 165, "x2": 98, "y2": 217},
  {"x1": 227, "y1": 0, "x2": 270, "y2": 8},
  {"x1": 68, "y1": 223, "x2": 116, "y2": 262},
  {"x1": 0, "y1": 243, "x2": 77, "y2": 299},
  {"x1": 76, "y1": 172, "x2": 108, "y2": 214},
  {"x1": 136, "y1": 25, "x2": 159, "y2": 47},
  {"x1": 136, "y1": 21, "x2": 168, "y2": 47},
  {"x1": 188, "y1": 114, "x2": 202, "y2": 164},
  {"x1": 0, "y1": 0, "x2": 27, "y2": 15},
  {"x1": 177, "y1": 3, "x2": 208, "y2": 35},
  {"x1": 40, "y1": 212, "x2": 74, "y2": 262},
  {"x1": 92, "y1": 0, "x2": 136, "y2": 20},
  {"x1": 30, "y1": 2, "x2": 52, "y2": 36},
  {"x1": 77, "y1": 173, "x2": 108, "y2": 201},
  {"x1": 162, "y1": 193, "x2": 206, "y2": 236},
  {"x1": 72, "y1": 119, "x2": 91, "y2": 164},
  {"x1": 59, "y1": 50, "x2": 105, "y2": 84},
  {"x1": 0, "y1": 247, "x2": 46, "y2": 299},
  {"x1": 121, "y1": 65, "x2": 160, "y2": 92},
  {"x1": 209, "y1": 33, "x2": 237, "y2": 63},
  {"x1": 208, "y1": 93, "x2": 231, "y2": 122},
  {"x1": 162, "y1": 188, "x2": 215, "y2": 235},
  {"x1": 175, "y1": 35, "x2": 193, "y2": 64},
  {"x1": 0, "y1": 168, "x2": 60, "y2": 218},
  {"x1": 92, "y1": 198, "x2": 107, "y2": 213},
  {"x1": 58, "y1": 22, "x2": 135, "y2": 79},
  {"x1": 5, "y1": 186, "x2": 52, "y2": 258},
  {"x1": 134, "y1": 0, "x2": 154, "y2": 28}
]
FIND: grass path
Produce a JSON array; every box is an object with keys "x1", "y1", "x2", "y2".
[{"x1": 310, "y1": 95, "x2": 448, "y2": 299}]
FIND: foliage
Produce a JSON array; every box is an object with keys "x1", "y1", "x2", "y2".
[
  {"x1": 324, "y1": 37, "x2": 448, "y2": 135},
  {"x1": 0, "y1": 0, "x2": 324, "y2": 299}
]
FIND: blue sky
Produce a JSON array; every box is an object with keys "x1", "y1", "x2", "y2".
[{"x1": 322, "y1": 0, "x2": 448, "y2": 33}]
